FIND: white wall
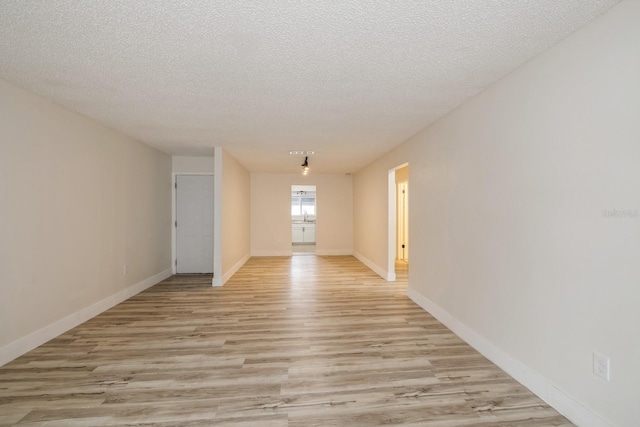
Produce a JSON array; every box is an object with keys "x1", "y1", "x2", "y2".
[
  {"x1": 0, "y1": 79, "x2": 172, "y2": 365},
  {"x1": 356, "y1": 2, "x2": 640, "y2": 426},
  {"x1": 172, "y1": 155, "x2": 214, "y2": 174},
  {"x1": 214, "y1": 149, "x2": 251, "y2": 285},
  {"x1": 251, "y1": 173, "x2": 353, "y2": 256}
]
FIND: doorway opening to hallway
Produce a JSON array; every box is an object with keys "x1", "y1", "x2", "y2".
[
  {"x1": 388, "y1": 164, "x2": 409, "y2": 280},
  {"x1": 396, "y1": 168, "x2": 409, "y2": 263}
]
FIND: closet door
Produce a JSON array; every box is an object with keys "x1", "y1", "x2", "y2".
[{"x1": 176, "y1": 175, "x2": 214, "y2": 273}]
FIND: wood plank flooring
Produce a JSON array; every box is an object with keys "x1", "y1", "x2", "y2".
[{"x1": 0, "y1": 256, "x2": 572, "y2": 426}]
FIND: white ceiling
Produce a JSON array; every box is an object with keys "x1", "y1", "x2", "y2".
[{"x1": 0, "y1": 1, "x2": 618, "y2": 174}]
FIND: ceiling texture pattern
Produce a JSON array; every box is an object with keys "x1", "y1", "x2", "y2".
[{"x1": 0, "y1": 1, "x2": 618, "y2": 173}]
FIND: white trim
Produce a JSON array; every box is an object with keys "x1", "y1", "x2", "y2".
[
  {"x1": 0, "y1": 268, "x2": 172, "y2": 367},
  {"x1": 251, "y1": 250, "x2": 293, "y2": 257},
  {"x1": 213, "y1": 253, "x2": 250, "y2": 287},
  {"x1": 212, "y1": 148, "x2": 223, "y2": 287},
  {"x1": 172, "y1": 174, "x2": 176, "y2": 274},
  {"x1": 315, "y1": 249, "x2": 353, "y2": 256},
  {"x1": 406, "y1": 287, "x2": 614, "y2": 427},
  {"x1": 251, "y1": 249, "x2": 353, "y2": 257},
  {"x1": 354, "y1": 251, "x2": 395, "y2": 281},
  {"x1": 388, "y1": 169, "x2": 397, "y2": 281}
]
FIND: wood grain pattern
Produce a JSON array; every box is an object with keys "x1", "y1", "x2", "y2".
[{"x1": 0, "y1": 256, "x2": 572, "y2": 426}]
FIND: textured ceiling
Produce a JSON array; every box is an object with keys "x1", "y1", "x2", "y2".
[{"x1": 0, "y1": 1, "x2": 619, "y2": 173}]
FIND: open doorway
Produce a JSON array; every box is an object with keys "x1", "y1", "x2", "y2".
[
  {"x1": 388, "y1": 164, "x2": 409, "y2": 281},
  {"x1": 396, "y1": 166, "x2": 409, "y2": 262},
  {"x1": 291, "y1": 185, "x2": 316, "y2": 255},
  {"x1": 395, "y1": 165, "x2": 409, "y2": 282}
]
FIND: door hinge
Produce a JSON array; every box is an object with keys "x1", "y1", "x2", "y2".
[
  {"x1": 175, "y1": 221, "x2": 177, "y2": 227},
  {"x1": 175, "y1": 259, "x2": 177, "y2": 266},
  {"x1": 175, "y1": 182, "x2": 177, "y2": 189}
]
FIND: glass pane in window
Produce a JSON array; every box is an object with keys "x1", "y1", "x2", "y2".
[
  {"x1": 291, "y1": 197, "x2": 301, "y2": 216},
  {"x1": 301, "y1": 197, "x2": 315, "y2": 215}
]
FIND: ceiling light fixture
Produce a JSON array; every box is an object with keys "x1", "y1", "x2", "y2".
[{"x1": 301, "y1": 157, "x2": 309, "y2": 175}]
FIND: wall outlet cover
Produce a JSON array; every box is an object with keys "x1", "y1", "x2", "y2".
[{"x1": 593, "y1": 351, "x2": 610, "y2": 381}]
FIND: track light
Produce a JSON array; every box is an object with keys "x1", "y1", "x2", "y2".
[{"x1": 301, "y1": 157, "x2": 309, "y2": 175}]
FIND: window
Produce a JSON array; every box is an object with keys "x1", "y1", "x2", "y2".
[{"x1": 291, "y1": 195, "x2": 316, "y2": 216}]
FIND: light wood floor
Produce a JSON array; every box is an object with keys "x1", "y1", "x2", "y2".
[{"x1": 0, "y1": 256, "x2": 572, "y2": 426}]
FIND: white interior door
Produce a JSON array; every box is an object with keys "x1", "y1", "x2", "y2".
[{"x1": 176, "y1": 175, "x2": 214, "y2": 273}]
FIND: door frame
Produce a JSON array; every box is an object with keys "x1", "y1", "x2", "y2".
[
  {"x1": 172, "y1": 172, "x2": 215, "y2": 275},
  {"x1": 387, "y1": 162, "x2": 409, "y2": 281}
]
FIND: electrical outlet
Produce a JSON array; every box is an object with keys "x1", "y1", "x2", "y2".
[
  {"x1": 123, "y1": 265, "x2": 128, "y2": 275},
  {"x1": 593, "y1": 352, "x2": 610, "y2": 381}
]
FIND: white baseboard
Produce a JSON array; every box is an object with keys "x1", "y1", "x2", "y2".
[
  {"x1": 213, "y1": 253, "x2": 250, "y2": 287},
  {"x1": 251, "y1": 249, "x2": 354, "y2": 257},
  {"x1": 315, "y1": 249, "x2": 353, "y2": 256},
  {"x1": 406, "y1": 287, "x2": 614, "y2": 427},
  {"x1": 0, "y1": 268, "x2": 173, "y2": 367},
  {"x1": 353, "y1": 251, "x2": 394, "y2": 281},
  {"x1": 251, "y1": 250, "x2": 292, "y2": 257}
]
